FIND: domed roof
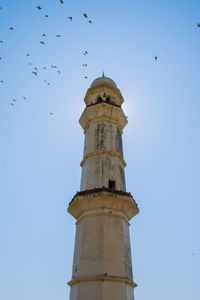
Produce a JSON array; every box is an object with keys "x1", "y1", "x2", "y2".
[{"x1": 90, "y1": 75, "x2": 117, "y2": 89}]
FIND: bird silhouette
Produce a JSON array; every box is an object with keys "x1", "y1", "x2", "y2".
[
  {"x1": 28, "y1": 63, "x2": 32, "y2": 65},
  {"x1": 32, "y1": 71, "x2": 37, "y2": 76},
  {"x1": 13, "y1": 99, "x2": 16, "y2": 102},
  {"x1": 42, "y1": 33, "x2": 46, "y2": 37},
  {"x1": 154, "y1": 56, "x2": 158, "y2": 61},
  {"x1": 82, "y1": 64, "x2": 88, "y2": 67},
  {"x1": 84, "y1": 76, "x2": 88, "y2": 79},
  {"x1": 83, "y1": 13, "x2": 88, "y2": 18},
  {"x1": 36, "y1": 6, "x2": 42, "y2": 10},
  {"x1": 56, "y1": 35, "x2": 61, "y2": 37},
  {"x1": 0, "y1": 41, "x2": 3, "y2": 43},
  {"x1": 27, "y1": 53, "x2": 30, "y2": 56},
  {"x1": 60, "y1": 0, "x2": 64, "y2": 3},
  {"x1": 68, "y1": 16, "x2": 72, "y2": 21},
  {"x1": 88, "y1": 20, "x2": 92, "y2": 24},
  {"x1": 197, "y1": 23, "x2": 200, "y2": 28},
  {"x1": 40, "y1": 41, "x2": 45, "y2": 45},
  {"x1": 43, "y1": 67, "x2": 46, "y2": 69},
  {"x1": 57, "y1": 70, "x2": 60, "y2": 74},
  {"x1": 9, "y1": 27, "x2": 14, "y2": 30},
  {"x1": 0, "y1": 7, "x2": 2, "y2": 10},
  {"x1": 45, "y1": 14, "x2": 48, "y2": 18},
  {"x1": 49, "y1": 112, "x2": 53, "y2": 115},
  {"x1": 0, "y1": 80, "x2": 4, "y2": 83},
  {"x1": 23, "y1": 96, "x2": 26, "y2": 100},
  {"x1": 34, "y1": 67, "x2": 38, "y2": 71},
  {"x1": 10, "y1": 103, "x2": 14, "y2": 106}
]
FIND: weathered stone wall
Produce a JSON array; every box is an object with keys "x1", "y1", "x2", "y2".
[
  {"x1": 80, "y1": 155, "x2": 125, "y2": 191},
  {"x1": 69, "y1": 208, "x2": 135, "y2": 300},
  {"x1": 83, "y1": 122, "x2": 123, "y2": 156},
  {"x1": 80, "y1": 121, "x2": 126, "y2": 191}
]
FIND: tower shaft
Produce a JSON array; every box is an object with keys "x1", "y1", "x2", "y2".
[{"x1": 68, "y1": 76, "x2": 138, "y2": 300}]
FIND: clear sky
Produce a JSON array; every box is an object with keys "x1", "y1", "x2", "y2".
[{"x1": 0, "y1": 0, "x2": 200, "y2": 299}]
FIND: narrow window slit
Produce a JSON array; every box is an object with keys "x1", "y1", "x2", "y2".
[{"x1": 108, "y1": 180, "x2": 116, "y2": 190}]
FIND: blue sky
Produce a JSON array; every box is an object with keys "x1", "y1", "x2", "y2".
[{"x1": 0, "y1": 0, "x2": 200, "y2": 299}]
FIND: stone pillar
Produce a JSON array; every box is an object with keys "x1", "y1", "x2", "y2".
[{"x1": 68, "y1": 76, "x2": 139, "y2": 300}]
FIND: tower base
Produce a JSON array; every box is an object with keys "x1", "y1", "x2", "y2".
[{"x1": 68, "y1": 188, "x2": 139, "y2": 300}]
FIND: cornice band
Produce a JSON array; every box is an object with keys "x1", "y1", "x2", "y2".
[
  {"x1": 68, "y1": 275, "x2": 137, "y2": 288},
  {"x1": 80, "y1": 150, "x2": 126, "y2": 167}
]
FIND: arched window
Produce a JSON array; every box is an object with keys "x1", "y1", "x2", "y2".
[{"x1": 97, "y1": 96, "x2": 102, "y2": 103}]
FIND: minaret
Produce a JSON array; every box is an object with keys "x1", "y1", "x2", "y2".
[{"x1": 68, "y1": 75, "x2": 139, "y2": 300}]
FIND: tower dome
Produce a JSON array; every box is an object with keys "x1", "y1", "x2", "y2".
[
  {"x1": 84, "y1": 74, "x2": 124, "y2": 106},
  {"x1": 90, "y1": 74, "x2": 117, "y2": 89}
]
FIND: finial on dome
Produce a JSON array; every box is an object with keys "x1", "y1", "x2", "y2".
[{"x1": 102, "y1": 71, "x2": 105, "y2": 77}]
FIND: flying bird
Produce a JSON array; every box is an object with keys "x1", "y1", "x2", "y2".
[
  {"x1": 83, "y1": 50, "x2": 88, "y2": 56},
  {"x1": 34, "y1": 67, "x2": 38, "y2": 71},
  {"x1": 154, "y1": 56, "x2": 158, "y2": 61},
  {"x1": 68, "y1": 16, "x2": 72, "y2": 21},
  {"x1": 36, "y1": 6, "x2": 42, "y2": 10},
  {"x1": 83, "y1": 13, "x2": 88, "y2": 18},
  {"x1": 57, "y1": 70, "x2": 61, "y2": 74},
  {"x1": 28, "y1": 63, "x2": 32, "y2": 65},
  {"x1": 13, "y1": 99, "x2": 16, "y2": 102},
  {"x1": 0, "y1": 41, "x2": 3, "y2": 43},
  {"x1": 43, "y1": 67, "x2": 46, "y2": 69},
  {"x1": 27, "y1": 53, "x2": 30, "y2": 56},
  {"x1": 32, "y1": 71, "x2": 37, "y2": 76},
  {"x1": 82, "y1": 64, "x2": 88, "y2": 67},
  {"x1": 197, "y1": 23, "x2": 200, "y2": 28},
  {"x1": 42, "y1": 33, "x2": 46, "y2": 37},
  {"x1": 0, "y1": 80, "x2": 4, "y2": 83},
  {"x1": 40, "y1": 41, "x2": 45, "y2": 45},
  {"x1": 9, "y1": 27, "x2": 14, "y2": 30},
  {"x1": 56, "y1": 35, "x2": 61, "y2": 37},
  {"x1": 23, "y1": 96, "x2": 26, "y2": 100},
  {"x1": 60, "y1": 0, "x2": 64, "y2": 3},
  {"x1": 84, "y1": 76, "x2": 88, "y2": 79},
  {"x1": 10, "y1": 103, "x2": 14, "y2": 106},
  {"x1": 0, "y1": 7, "x2": 2, "y2": 10},
  {"x1": 49, "y1": 112, "x2": 53, "y2": 115},
  {"x1": 88, "y1": 20, "x2": 92, "y2": 24},
  {"x1": 45, "y1": 14, "x2": 48, "y2": 18}
]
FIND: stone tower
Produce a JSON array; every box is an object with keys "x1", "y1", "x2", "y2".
[{"x1": 68, "y1": 75, "x2": 139, "y2": 300}]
